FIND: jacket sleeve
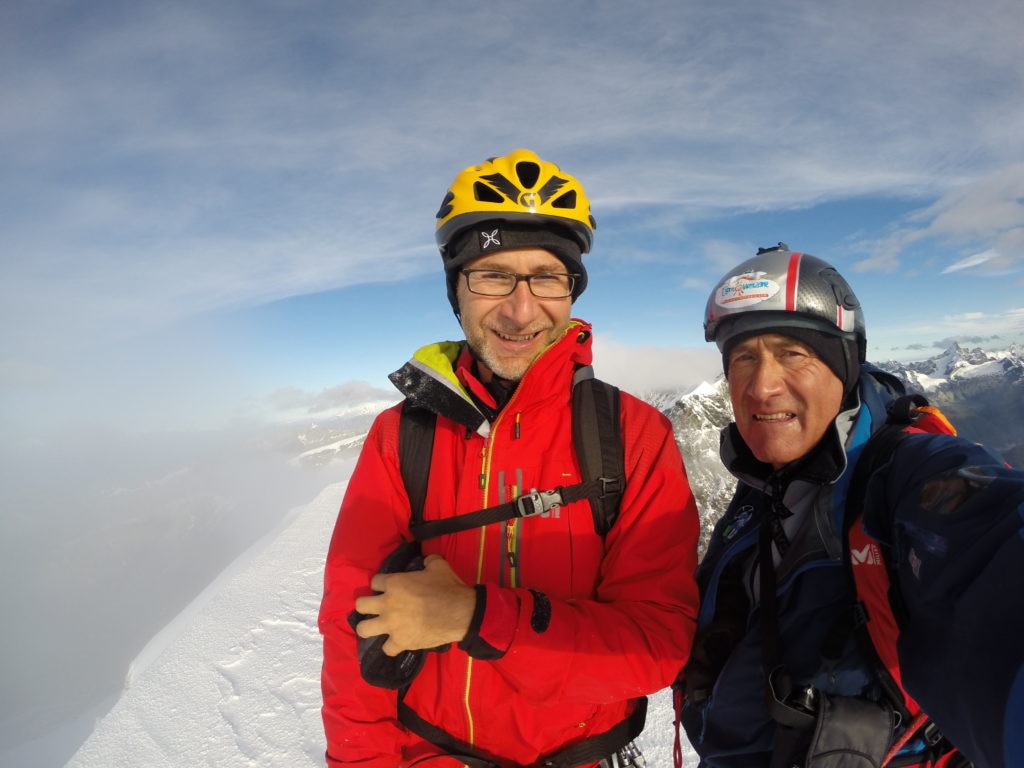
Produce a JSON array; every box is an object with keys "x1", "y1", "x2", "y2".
[
  {"x1": 863, "y1": 433, "x2": 1024, "y2": 768},
  {"x1": 458, "y1": 396, "x2": 701, "y2": 705},
  {"x1": 318, "y1": 406, "x2": 412, "y2": 768}
]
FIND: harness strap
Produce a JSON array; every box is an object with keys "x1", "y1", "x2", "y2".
[{"x1": 398, "y1": 697, "x2": 647, "y2": 768}]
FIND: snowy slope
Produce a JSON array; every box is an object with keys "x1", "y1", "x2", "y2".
[
  {"x1": 65, "y1": 474, "x2": 698, "y2": 767},
  {"x1": 64, "y1": 481, "x2": 343, "y2": 768}
]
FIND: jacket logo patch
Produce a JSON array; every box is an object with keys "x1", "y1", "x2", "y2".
[
  {"x1": 850, "y1": 543, "x2": 883, "y2": 566},
  {"x1": 722, "y1": 506, "x2": 754, "y2": 541}
]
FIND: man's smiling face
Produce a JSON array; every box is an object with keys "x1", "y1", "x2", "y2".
[
  {"x1": 456, "y1": 248, "x2": 572, "y2": 382},
  {"x1": 727, "y1": 333, "x2": 845, "y2": 469}
]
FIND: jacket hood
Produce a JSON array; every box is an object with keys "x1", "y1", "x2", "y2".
[{"x1": 387, "y1": 319, "x2": 594, "y2": 436}]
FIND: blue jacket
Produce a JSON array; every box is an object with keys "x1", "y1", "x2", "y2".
[{"x1": 681, "y1": 366, "x2": 1024, "y2": 768}]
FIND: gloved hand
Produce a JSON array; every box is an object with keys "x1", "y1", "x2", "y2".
[{"x1": 347, "y1": 541, "x2": 449, "y2": 689}]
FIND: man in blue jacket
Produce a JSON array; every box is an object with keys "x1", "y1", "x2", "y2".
[{"x1": 681, "y1": 244, "x2": 1023, "y2": 768}]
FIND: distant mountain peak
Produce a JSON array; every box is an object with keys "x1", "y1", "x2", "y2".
[
  {"x1": 880, "y1": 344, "x2": 1022, "y2": 388},
  {"x1": 875, "y1": 344, "x2": 1023, "y2": 463}
]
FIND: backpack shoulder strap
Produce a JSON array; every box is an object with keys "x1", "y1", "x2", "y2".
[
  {"x1": 845, "y1": 404, "x2": 912, "y2": 522},
  {"x1": 399, "y1": 401, "x2": 438, "y2": 528},
  {"x1": 844, "y1": 392, "x2": 941, "y2": 634},
  {"x1": 571, "y1": 365, "x2": 625, "y2": 536},
  {"x1": 845, "y1": 393, "x2": 955, "y2": 521}
]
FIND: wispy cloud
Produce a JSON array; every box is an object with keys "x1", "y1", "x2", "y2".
[
  {"x1": 592, "y1": 337, "x2": 722, "y2": 394},
  {"x1": 264, "y1": 381, "x2": 399, "y2": 421},
  {"x1": 871, "y1": 307, "x2": 1024, "y2": 360},
  {"x1": 5, "y1": 1, "x2": 1023, "y2": 325},
  {"x1": 942, "y1": 250, "x2": 1000, "y2": 274},
  {"x1": 853, "y1": 163, "x2": 1024, "y2": 274}
]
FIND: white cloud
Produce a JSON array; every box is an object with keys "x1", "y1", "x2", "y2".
[
  {"x1": 870, "y1": 306, "x2": 1024, "y2": 360},
  {"x1": 591, "y1": 337, "x2": 722, "y2": 395},
  {"x1": 262, "y1": 381, "x2": 399, "y2": 422},
  {"x1": 942, "y1": 250, "x2": 999, "y2": 274},
  {"x1": 855, "y1": 164, "x2": 1024, "y2": 274}
]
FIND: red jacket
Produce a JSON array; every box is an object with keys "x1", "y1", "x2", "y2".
[{"x1": 319, "y1": 320, "x2": 700, "y2": 767}]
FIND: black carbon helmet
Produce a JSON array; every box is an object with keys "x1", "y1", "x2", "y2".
[{"x1": 704, "y1": 244, "x2": 866, "y2": 392}]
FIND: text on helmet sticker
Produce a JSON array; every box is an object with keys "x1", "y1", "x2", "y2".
[{"x1": 713, "y1": 271, "x2": 781, "y2": 309}]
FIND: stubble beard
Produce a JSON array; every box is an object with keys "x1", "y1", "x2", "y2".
[{"x1": 472, "y1": 341, "x2": 535, "y2": 382}]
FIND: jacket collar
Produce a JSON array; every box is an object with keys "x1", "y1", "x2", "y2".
[{"x1": 387, "y1": 319, "x2": 594, "y2": 436}]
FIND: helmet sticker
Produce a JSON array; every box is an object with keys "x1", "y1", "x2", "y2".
[{"x1": 714, "y1": 271, "x2": 781, "y2": 310}]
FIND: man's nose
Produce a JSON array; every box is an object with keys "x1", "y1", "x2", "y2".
[
  {"x1": 747, "y1": 356, "x2": 785, "y2": 398},
  {"x1": 499, "y1": 279, "x2": 540, "y2": 320}
]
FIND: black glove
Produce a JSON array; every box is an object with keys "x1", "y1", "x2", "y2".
[{"x1": 347, "y1": 541, "x2": 448, "y2": 690}]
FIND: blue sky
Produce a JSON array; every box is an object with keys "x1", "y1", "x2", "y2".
[{"x1": 2, "y1": 0, "x2": 1023, "y2": 435}]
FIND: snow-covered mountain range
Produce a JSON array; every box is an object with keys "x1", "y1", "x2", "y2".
[{"x1": 876, "y1": 343, "x2": 1024, "y2": 466}]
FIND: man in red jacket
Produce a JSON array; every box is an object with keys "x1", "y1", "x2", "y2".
[{"x1": 318, "y1": 149, "x2": 700, "y2": 767}]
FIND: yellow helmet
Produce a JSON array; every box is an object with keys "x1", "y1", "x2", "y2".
[
  {"x1": 434, "y1": 149, "x2": 596, "y2": 310},
  {"x1": 435, "y1": 148, "x2": 595, "y2": 254}
]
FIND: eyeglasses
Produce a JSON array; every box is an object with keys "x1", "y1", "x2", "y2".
[{"x1": 461, "y1": 269, "x2": 578, "y2": 298}]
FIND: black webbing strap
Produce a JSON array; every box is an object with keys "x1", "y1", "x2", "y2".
[
  {"x1": 572, "y1": 366, "x2": 624, "y2": 536},
  {"x1": 400, "y1": 402, "x2": 438, "y2": 529},
  {"x1": 758, "y1": 500, "x2": 818, "y2": 730},
  {"x1": 759, "y1": 509, "x2": 781, "y2": 672},
  {"x1": 410, "y1": 478, "x2": 611, "y2": 542},
  {"x1": 758, "y1": 476, "x2": 790, "y2": 677},
  {"x1": 398, "y1": 696, "x2": 647, "y2": 768}
]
